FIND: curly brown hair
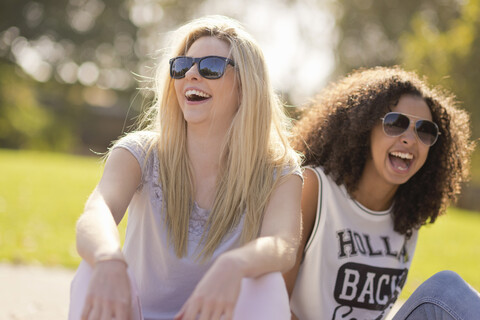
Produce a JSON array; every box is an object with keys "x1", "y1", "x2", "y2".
[{"x1": 292, "y1": 66, "x2": 475, "y2": 237}]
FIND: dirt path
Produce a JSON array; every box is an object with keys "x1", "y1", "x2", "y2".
[{"x1": 0, "y1": 263, "x2": 75, "y2": 319}]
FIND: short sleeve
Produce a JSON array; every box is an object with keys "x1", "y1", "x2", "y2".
[
  {"x1": 277, "y1": 165, "x2": 304, "y2": 183},
  {"x1": 111, "y1": 131, "x2": 158, "y2": 182},
  {"x1": 291, "y1": 166, "x2": 304, "y2": 182}
]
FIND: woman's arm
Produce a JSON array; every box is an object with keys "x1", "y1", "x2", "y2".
[
  {"x1": 283, "y1": 168, "x2": 319, "y2": 320},
  {"x1": 222, "y1": 172, "x2": 304, "y2": 274},
  {"x1": 76, "y1": 147, "x2": 141, "y2": 265},
  {"x1": 75, "y1": 147, "x2": 141, "y2": 320},
  {"x1": 176, "y1": 173, "x2": 303, "y2": 320}
]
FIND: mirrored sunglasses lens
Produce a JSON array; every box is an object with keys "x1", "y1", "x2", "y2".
[
  {"x1": 383, "y1": 113, "x2": 409, "y2": 136},
  {"x1": 171, "y1": 58, "x2": 192, "y2": 78},
  {"x1": 199, "y1": 57, "x2": 226, "y2": 79},
  {"x1": 416, "y1": 121, "x2": 438, "y2": 145}
]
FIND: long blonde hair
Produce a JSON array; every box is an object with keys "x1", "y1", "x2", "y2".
[{"x1": 141, "y1": 15, "x2": 300, "y2": 258}]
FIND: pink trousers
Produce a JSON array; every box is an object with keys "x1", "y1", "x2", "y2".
[{"x1": 69, "y1": 261, "x2": 290, "y2": 320}]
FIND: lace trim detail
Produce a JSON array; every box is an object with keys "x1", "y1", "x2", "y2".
[
  {"x1": 147, "y1": 150, "x2": 210, "y2": 241},
  {"x1": 189, "y1": 203, "x2": 211, "y2": 242},
  {"x1": 147, "y1": 148, "x2": 244, "y2": 244}
]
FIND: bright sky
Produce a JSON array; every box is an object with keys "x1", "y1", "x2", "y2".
[{"x1": 197, "y1": 0, "x2": 337, "y2": 105}]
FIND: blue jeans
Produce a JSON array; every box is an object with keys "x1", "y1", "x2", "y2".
[{"x1": 393, "y1": 271, "x2": 480, "y2": 320}]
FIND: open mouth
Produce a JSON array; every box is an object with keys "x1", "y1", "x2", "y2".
[
  {"x1": 185, "y1": 89, "x2": 211, "y2": 102},
  {"x1": 389, "y1": 151, "x2": 413, "y2": 171}
]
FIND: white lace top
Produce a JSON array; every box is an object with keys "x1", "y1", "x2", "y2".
[{"x1": 114, "y1": 131, "x2": 296, "y2": 320}]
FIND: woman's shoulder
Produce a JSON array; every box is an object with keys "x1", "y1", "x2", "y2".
[
  {"x1": 112, "y1": 130, "x2": 159, "y2": 170},
  {"x1": 303, "y1": 165, "x2": 328, "y2": 182},
  {"x1": 302, "y1": 165, "x2": 342, "y2": 197},
  {"x1": 275, "y1": 164, "x2": 303, "y2": 183},
  {"x1": 113, "y1": 130, "x2": 158, "y2": 153}
]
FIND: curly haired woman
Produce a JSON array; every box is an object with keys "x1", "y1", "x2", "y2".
[{"x1": 284, "y1": 66, "x2": 480, "y2": 320}]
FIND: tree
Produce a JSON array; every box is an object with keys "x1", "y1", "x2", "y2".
[
  {"x1": 0, "y1": 0, "x2": 205, "y2": 152},
  {"x1": 333, "y1": 0, "x2": 463, "y2": 76},
  {"x1": 332, "y1": 0, "x2": 479, "y2": 139},
  {"x1": 0, "y1": 61, "x2": 74, "y2": 150},
  {"x1": 0, "y1": 0, "x2": 205, "y2": 89},
  {"x1": 400, "y1": 0, "x2": 480, "y2": 139}
]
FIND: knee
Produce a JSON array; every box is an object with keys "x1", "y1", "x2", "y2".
[
  {"x1": 394, "y1": 271, "x2": 480, "y2": 320},
  {"x1": 426, "y1": 270, "x2": 463, "y2": 289},
  {"x1": 241, "y1": 272, "x2": 287, "y2": 298},
  {"x1": 234, "y1": 272, "x2": 290, "y2": 320},
  {"x1": 413, "y1": 270, "x2": 471, "y2": 302}
]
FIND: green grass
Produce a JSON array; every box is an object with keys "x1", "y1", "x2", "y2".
[
  {"x1": 0, "y1": 148, "x2": 127, "y2": 268},
  {"x1": 401, "y1": 207, "x2": 480, "y2": 298},
  {"x1": 0, "y1": 148, "x2": 479, "y2": 297}
]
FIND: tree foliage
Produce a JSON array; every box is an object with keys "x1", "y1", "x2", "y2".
[
  {"x1": 333, "y1": 0, "x2": 480, "y2": 139},
  {"x1": 400, "y1": 0, "x2": 480, "y2": 139},
  {"x1": 0, "y1": 0, "x2": 205, "y2": 152},
  {"x1": 333, "y1": 0, "x2": 463, "y2": 75},
  {"x1": 0, "y1": 0, "x2": 205, "y2": 88}
]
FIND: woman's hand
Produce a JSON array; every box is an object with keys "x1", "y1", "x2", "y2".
[
  {"x1": 175, "y1": 174, "x2": 302, "y2": 320},
  {"x1": 81, "y1": 260, "x2": 132, "y2": 320},
  {"x1": 175, "y1": 254, "x2": 243, "y2": 320}
]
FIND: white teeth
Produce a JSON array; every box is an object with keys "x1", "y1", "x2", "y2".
[
  {"x1": 390, "y1": 151, "x2": 413, "y2": 160},
  {"x1": 185, "y1": 89, "x2": 211, "y2": 99}
]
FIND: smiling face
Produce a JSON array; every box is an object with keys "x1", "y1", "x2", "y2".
[
  {"x1": 363, "y1": 94, "x2": 432, "y2": 190},
  {"x1": 174, "y1": 36, "x2": 239, "y2": 133}
]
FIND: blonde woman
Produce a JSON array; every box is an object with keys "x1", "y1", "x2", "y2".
[{"x1": 69, "y1": 15, "x2": 302, "y2": 320}]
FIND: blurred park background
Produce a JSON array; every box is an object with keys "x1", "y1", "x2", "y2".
[{"x1": 0, "y1": 0, "x2": 479, "y2": 299}]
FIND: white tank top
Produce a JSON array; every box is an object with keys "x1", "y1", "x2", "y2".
[{"x1": 290, "y1": 167, "x2": 418, "y2": 320}]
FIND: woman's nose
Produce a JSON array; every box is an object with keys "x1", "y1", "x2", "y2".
[
  {"x1": 401, "y1": 124, "x2": 417, "y2": 144},
  {"x1": 184, "y1": 63, "x2": 199, "y2": 80}
]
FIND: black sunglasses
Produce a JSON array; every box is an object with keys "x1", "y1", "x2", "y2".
[
  {"x1": 169, "y1": 55, "x2": 235, "y2": 80},
  {"x1": 381, "y1": 112, "x2": 440, "y2": 146}
]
